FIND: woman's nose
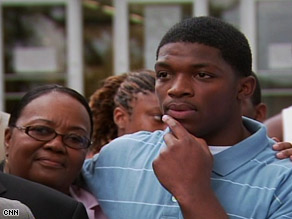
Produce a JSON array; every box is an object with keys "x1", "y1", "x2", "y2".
[{"x1": 43, "y1": 135, "x2": 66, "y2": 153}]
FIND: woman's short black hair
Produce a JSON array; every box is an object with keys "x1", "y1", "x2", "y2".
[
  {"x1": 156, "y1": 16, "x2": 252, "y2": 77},
  {"x1": 8, "y1": 84, "x2": 93, "y2": 137}
]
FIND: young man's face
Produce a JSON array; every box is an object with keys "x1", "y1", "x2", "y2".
[{"x1": 155, "y1": 42, "x2": 242, "y2": 144}]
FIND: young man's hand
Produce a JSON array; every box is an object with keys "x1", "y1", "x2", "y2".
[
  {"x1": 152, "y1": 115, "x2": 227, "y2": 219},
  {"x1": 153, "y1": 115, "x2": 212, "y2": 198}
]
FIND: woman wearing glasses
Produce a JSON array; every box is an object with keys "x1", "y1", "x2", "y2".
[{"x1": 2, "y1": 84, "x2": 106, "y2": 219}]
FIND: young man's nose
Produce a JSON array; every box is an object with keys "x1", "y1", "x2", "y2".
[{"x1": 167, "y1": 74, "x2": 194, "y2": 98}]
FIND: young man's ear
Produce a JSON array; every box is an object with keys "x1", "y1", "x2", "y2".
[
  {"x1": 113, "y1": 106, "x2": 129, "y2": 136},
  {"x1": 237, "y1": 75, "x2": 256, "y2": 101}
]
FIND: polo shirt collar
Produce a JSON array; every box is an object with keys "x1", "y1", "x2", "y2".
[{"x1": 212, "y1": 117, "x2": 271, "y2": 176}]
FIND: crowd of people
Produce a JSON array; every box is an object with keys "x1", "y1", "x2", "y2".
[{"x1": 0, "y1": 16, "x2": 292, "y2": 219}]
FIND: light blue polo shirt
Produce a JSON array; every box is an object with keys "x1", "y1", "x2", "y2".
[{"x1": 83, "y1": 118, "x2": 292, "y2": 219}]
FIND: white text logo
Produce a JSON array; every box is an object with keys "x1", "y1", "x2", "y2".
[{"x1": 2, "y1": 209, "x2": 19, "y2": 216}]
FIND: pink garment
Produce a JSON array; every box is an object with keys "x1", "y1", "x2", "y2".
[{"x1": 70, "y1": 185, "x2": 107, "y2": 219}]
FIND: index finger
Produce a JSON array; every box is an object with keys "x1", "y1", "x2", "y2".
[
  {"x1": 273, "y1": 141, "x2": 292, "y2": 151},
  {"x1": 162, "y1": 115, "x2": 188, "y2": 139}
]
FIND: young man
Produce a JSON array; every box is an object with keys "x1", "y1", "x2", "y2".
[{"x1": 83, "y1": 16, "x2": 292, "y2": 219}]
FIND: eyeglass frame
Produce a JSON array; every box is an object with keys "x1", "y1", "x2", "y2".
[{"x1": 13, "y1": 125, "x2": 92, "y2": 150}]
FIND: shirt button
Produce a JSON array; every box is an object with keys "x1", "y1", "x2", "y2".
[{"x1": 171, "y1": 196, "x2": 177, "y2": 202}]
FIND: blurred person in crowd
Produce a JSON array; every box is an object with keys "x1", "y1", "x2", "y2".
[
  {"x1": 83, "y1": 16, "x2": 292, "y2": 219},
  {"x1": 241, "y1": 71, "x2": 267, "y2": 122},
  {"x1": 2, "y1": 84, "x2": 105, "y2": 219},
  {"x1": 240, "y1": 72, "x2": 292, "y2": 160},
  {"x1": 88, "y1": 70, "x2": 166, "y2": 156},
  {"x1": 264, "y1": 112, "x2": 283, "y2": 141},
  {"x1": 240, "y1": 73, "x2": 292, "y2": 159},
  {"x1": 0, "y1": 171, "x2": 88, "y2": 219},
  {"x1": 264, "y1": 44, "x2": 292, "y2": 158},
  {"x1": 265, "y1": 105, "x2": 292, "y2": 160},
  {"x1": 0, "y1": 111, "x2": 10, "y2": 160},
  {"x1": 264, "y1": 105, "x2": 292, "y2": 142}
]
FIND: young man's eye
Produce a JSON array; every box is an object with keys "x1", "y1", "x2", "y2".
[{"x1": 196, "y1": 72, "x2": 211, "y2": 79}]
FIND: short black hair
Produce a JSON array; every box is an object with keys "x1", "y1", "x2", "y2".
[
  {"x1": 8, "y1": 84, "x2": 93, "y2": 137},
  {"x1": 156, "y1": 16, "x2": 252, "y2": 77},
  {"x1": 250, "y1": 71, "x2": 262, "y2": 106}
]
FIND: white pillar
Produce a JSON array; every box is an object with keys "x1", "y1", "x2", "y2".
[
  {"x1": 113, "y1": 0, "x2": 129, "y2": 75},
  {"x1": 144, "y1": 5, "x2": 181, "y2": 70},
  {"x1": 240, "y1": 0, "x2": 257, "y2": 71},
  {"x1": 193, "y1": 0, "x2": 209, "y2": 17},
  {"x1": 66, "y1": 0, "x2": 84, "y2": 94},
  {"x1": 0, "y1": 4, "x2": 4, "y2": 111}
]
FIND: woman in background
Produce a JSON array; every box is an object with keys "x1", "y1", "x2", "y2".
[
  {"x1": 2, "y1": 84, "x2": 106, "y2": 219},
  {"x1": 88, "y1": 69, "x2": 167, "y2": 156}
]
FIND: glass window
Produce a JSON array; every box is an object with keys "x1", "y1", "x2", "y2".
[
  {"x1": 3, "y1": 4, "x2": 66, "y2": 112},
  {"x1": 256, "y1": 0, "x2": 292, "y2": 117}
]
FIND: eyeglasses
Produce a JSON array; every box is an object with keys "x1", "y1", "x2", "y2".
[{"x1": 14, "y1": 125, "x2": 91, "y2": 149}]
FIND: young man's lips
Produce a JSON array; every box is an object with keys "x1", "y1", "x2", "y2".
[
  {"x1": 165, "y1": 103, "x2": 197, "y2": 119},
  {"x1": 167, "y1": 109, "x2": 196, "y2": 119}
]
